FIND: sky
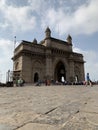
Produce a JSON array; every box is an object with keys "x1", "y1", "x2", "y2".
[{"x1": 0, "y1": 0, "x2": 98, "y2": 83}]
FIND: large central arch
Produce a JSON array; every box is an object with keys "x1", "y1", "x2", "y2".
[{"x1": 54, "y1": 61, "x2": 66, "y2": 82}]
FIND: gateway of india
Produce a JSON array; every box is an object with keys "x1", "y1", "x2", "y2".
[{"x1": 13, "y1": 27, "x2": 85, "y2": 83}]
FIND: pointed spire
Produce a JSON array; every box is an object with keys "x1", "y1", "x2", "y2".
[
  {"x1": 45, "y1": 26, "x2": 51, "y2": 38},
  {"x1": 66, "y1": 34, "x2": 72, "y2": 45},
  {"x1": 33, "y1": 38, "x2": 37, "y2": 44}
]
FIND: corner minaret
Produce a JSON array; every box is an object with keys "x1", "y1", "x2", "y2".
[
  {"x1": 45, "y1": 27, "x2": 51, "y2": 38},
  {"x1": 33, "y1": 38, "x2": 37, "y2": 44},
  {"x1": 66, "y1": 34, "x2": 72, "y2": 45}
]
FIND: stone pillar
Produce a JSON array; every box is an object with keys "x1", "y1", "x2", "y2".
[
  {"x1": 45, "y1": 50, "x2": 52, "y2": 80},
  {"x1": 80, "y1": 63, "x2": 85, "y2": 81},
  {"x1": 69, "y1": 55, "x2": 74, "y2": 82},
  {"x1": 22, "y1": 55, "x2": 32, "y2": 83}
]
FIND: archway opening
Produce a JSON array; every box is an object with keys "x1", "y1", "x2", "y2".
[
  {"x1": 74, "y1": 66, "x2": 80, "y2": 82},
  {"x1": 34, "y1": 72, "x2": 39, "y2": 83},
  {"x1": 55, "y1": 61, "x2": 66, "y2": 82}
]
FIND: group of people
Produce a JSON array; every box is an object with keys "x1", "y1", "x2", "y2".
[
  {"x1": 14, "y1": 73, "x2": 93, "y2": 87},
  {"x1": 14, "y1": 78, "x2": 25, "y2": 87},
  {"x1": 61, "y1": 73, "x2": 93, "y2": 86}
]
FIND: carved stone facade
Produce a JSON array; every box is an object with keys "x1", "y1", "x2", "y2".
[{"x1": 13, "y1": 27, "x2": 85, "y2": 83}]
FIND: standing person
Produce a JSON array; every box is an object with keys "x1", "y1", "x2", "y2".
[
  {"x1": 61, "y1": 76, "x2": 64, "y2": 85},
  {"x1": 18, "y1": 78, "x2": 23, "y2": 87},
  {"x1": 75, "y1": 76, "x2": 78, "y2": 85},
  {"x1": 86, "y1": 73, "x2": 93, "y2": 86}
]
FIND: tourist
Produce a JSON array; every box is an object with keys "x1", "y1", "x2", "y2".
[
  {"x1": 61, "y1": 76, "x2": 65, "y2": 85},
  {"x1": 75, "y1": 76, "x2": 78, "y2": 85},
  {"x1": 86, "y1": 73, "x2": 93, "y2": 87},
  {"x1": 18, "y1": 78, "x2": 23, "y2": 87},
  {"x1": 45, "y1": 79, "x2": 47, "y2": 86}
]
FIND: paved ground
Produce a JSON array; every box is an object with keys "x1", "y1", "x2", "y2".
[{"x1": 0, "y1": 84, "x2": 98, "y2": 130}]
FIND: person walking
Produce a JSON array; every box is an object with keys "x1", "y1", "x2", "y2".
[{"x1": 86, "y1": 73, "x2": 93, "y2": 87}]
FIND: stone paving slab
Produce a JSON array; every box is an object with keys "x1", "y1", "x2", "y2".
[
  {"x1": 0, "y1": 85, "x2": 98, "y2": 130},
  {"x1": 17, "y1": 123, "x2": 59, "y2": 130},
  {"x1": 0, "y1": 124, "x2": 12, "y2": 130}
]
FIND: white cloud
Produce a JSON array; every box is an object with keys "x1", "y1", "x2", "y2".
[
  {"x1": 28, "y1": 0, "x2": 44, "y2": 11},
  {"x1": 0, "y1": 39, "x2": 13, "y2": 55},
  {"x1": 0, "y1": 0, "x2": 6, "y2": 8},
  {"x1": 5, "y1": 6, "x2": 36, "y2": 31},
  {"x1": 73, "y1": 0, "x2": 98, "y2": 34},
  {"x1": 0, "y1": 0, "x2": 36, "y2": 32},
  {"x1": 1, "y1": 0, "x2": 98, "y2": 35},
  {"x1": 73, "y1": 47, "x2": 98, "y2": 81},
  {"x1": 41, "y1": 0, "x2": 98, "y2": 35},
  {"x1": 0, "y1": 39, "x2": 13, "y2": 82}
]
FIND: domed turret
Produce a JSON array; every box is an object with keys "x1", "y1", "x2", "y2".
[
  {"x1": 45, "y1": 27, "x2": 51, "y2": 38},
  {"x1": 33, "y1": 38, "x2": 37, "y2": 44},
  {"x1": 66, "y1": 34, "x2": 72, "y2": 45}
]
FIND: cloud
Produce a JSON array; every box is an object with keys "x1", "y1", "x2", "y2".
[
  {"x1": 41, "y1": 0, "x2": 98, "y2": 35},
  {"x1": 28, "y1": 0, "x2": 44, "y2": 12},
  {"x1": 0, "y1": 0, "x2": 36, "y2": 32},
  {"x1": 1, "y1": 0, "x2": 98, "y2": 35},
  {"x1": 73, "y1": 47, "x2": 98, "y2": 81},
  {"x1": 6, "y1": 6, "x2": 36, "y2": 31},
  {"x1": 0, "y1": 39, "x2": 13, "y2": 82},
  {"x1": 73, "y1": 0, "x2": 98, "y2": 34}
]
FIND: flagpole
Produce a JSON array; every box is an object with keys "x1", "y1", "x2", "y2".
[
  {"x1": 13, "y1": 36, "x2": 16, "y2": 75},
  {"x1": 14, "y1": 36, "x2": 16, "y2": 50},
  {"x1": 13, "y1": 36, "x2": 16, "y2": 86}
]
